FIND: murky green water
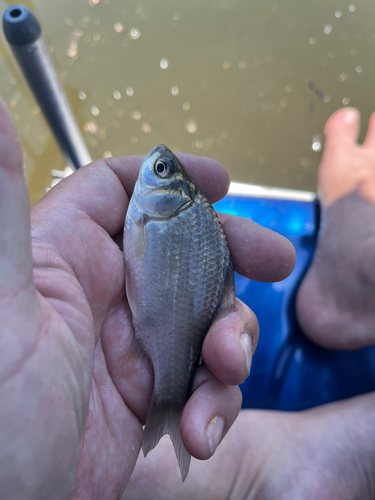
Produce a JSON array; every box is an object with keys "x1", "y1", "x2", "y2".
[{"x1": 1, "y1": 0, "x2": 375, "y2": 204}]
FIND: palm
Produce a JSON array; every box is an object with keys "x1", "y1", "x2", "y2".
[{"x1": 30, "y1": 163, "x2": 151, "y2": 498}]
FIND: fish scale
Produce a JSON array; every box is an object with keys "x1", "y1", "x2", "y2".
[{"x1": 124, "y1": 144, "x2": 235, "y2": 480}]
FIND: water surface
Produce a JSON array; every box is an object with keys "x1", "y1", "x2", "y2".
[{"x1": 0, "y1": 0, "x2": 374, "y2": 204}]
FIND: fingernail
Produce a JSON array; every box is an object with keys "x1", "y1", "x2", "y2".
[
  {"x1": 343, "y1": 108, "x2": 359, "y2": 125},
  {"x1": 206, "y1": 416, "x2": 224, "y2": 456},
  {"x1": 240, "y1": 333, "x2": 251, "y2": 375}
]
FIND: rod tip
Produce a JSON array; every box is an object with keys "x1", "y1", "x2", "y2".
[{"x1": 3, "y1": 5, "x2": 41, "y2": 45}]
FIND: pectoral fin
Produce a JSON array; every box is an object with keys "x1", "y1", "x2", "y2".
[{"x1": 133, "y1": 213, "x2": 147, "y2": 258}]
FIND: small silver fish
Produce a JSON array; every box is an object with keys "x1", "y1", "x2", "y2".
[{"x1": 123, "y1": 145, "x2": 235, "y2": 480}]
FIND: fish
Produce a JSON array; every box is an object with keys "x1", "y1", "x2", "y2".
[
  {"x1": 305, "y1": 80, "x2": 330, "y2": 103},
  {"x1": 123, "y1": 144, "x2": 235, "y2": 481}
]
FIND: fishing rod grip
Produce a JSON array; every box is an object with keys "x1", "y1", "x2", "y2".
[{"x1": 3, "y1": 5, "x2": 92, "y2": 169}]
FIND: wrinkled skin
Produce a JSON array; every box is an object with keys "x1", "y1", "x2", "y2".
[
  {"x1": 0, "y1": 99, "x2": 295, "y2": 500},
  {"x1": 124, "y1": 108, "x2": 375, "y2": 499}
]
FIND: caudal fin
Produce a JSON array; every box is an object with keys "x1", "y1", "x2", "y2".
[{"x1": 142, "y1": 399, "x2": 191, "y2": 481}]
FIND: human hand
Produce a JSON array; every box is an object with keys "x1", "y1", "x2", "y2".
[
  {"x1": 0, "y1": 99, "x2": 295, "y2": 500},
  {"x1": 124, "y1": 392, "x2": 375, "y2": 500}
]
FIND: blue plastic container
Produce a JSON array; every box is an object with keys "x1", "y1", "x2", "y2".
[{"x1": 215, "y1": 190, "x2": 375, "y2": 411}]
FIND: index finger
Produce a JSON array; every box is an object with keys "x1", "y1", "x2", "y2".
[{"x1": 36, "y1": 154, "x2": 295, "y2": 284}]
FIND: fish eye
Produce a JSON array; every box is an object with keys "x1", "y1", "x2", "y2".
[{"x1": 154, "y1": 160, "x2": 170, "y2": 178}]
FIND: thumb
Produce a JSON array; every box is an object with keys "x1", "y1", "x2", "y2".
[{"x1": 0, "y1": 98, "x2": 33, "y2": 293}]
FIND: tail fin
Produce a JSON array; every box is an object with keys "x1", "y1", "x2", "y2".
[{"x1": 142, "y1": 398, "x2": 191, "y2": 481}]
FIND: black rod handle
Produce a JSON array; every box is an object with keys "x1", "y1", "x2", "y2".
[{"x1": 3, "y1": 5, "x2": 92, "y2": 169}]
